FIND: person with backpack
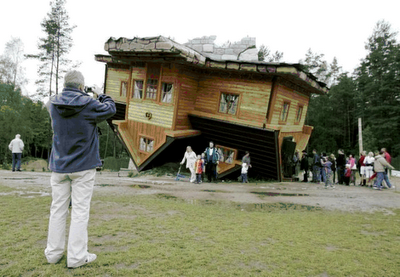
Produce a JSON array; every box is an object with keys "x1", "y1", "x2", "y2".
[{"x1": 374, "y1": 150, "x2": 395, "y2": 190}]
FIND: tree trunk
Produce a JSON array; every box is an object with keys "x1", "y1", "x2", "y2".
[
  {"x1": 56, "y1": 30, "x2": 60, "y2": 95},
  {"x1": 49, "y1": 45, "x2": 55, "y2": 97},
  {"x1": 104, "y1": 126, "x2": 109, "y2": 158},
  {"x1": 113, "y1": 133, "x2": 116, "y2": 158}
]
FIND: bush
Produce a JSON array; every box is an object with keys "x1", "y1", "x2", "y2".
[
  {"x1": 103, "y1": 157, "x2": 130, "y2": 171},
  {"x1": 391, "y1": 156, "x2": 400, "y2": 169},
  {"x1": 1, "y1": 163, "x2": 11, "y2": 170}
]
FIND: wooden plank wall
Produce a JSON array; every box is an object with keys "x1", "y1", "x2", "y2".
[
  {"x1": 269, "y1": 84, "x2": 309, "y2": 126},
  {"x1": 194, "y1": 76, "x2": 272, "y2": 127},
  {"x1": 128, "y1": 64, "x2": 178, "y2": 129},
  {"x1": 279, "y1": 131, "x2": 311, "y2": 153},
  {"x1": 128, "y1": 101, "x2": 174, "y2": 128},
  {"x1": 106, "y1": 68, "x2": 130, "y2": 103},
  {"x1": 174, "y1": 70, "x2": 199, "y2": 130},
  {"x1": 125, "y1": 120, "x2": 167, "y2": 165}
]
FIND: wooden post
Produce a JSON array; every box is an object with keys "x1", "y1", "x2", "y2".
[{"x1": 358, "y1": 118, "x2": 363, "y2": 155}]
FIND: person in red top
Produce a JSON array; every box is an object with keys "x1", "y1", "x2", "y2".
[
  {"x1": 381, "y1": 148, "x2": 392, "y2": 178},
  {"x1": 358, "y1": 151, "x2": 366, "y2": 186},
  {"x1": 194, "y1": 155, "x2": 204, "y2": 184}
]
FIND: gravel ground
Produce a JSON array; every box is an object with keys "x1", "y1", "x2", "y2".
[{"x1": 1, "y1": 169, "x2": 399, "y2": 213}]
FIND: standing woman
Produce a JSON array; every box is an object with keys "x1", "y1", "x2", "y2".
[
  {"x1": 348, "y1": 154, "x2": 357, "y2": 185},
  {"x1": 364, "y1": 152, "x2": 375, "y2": 187},
  {"x1": 359, "y1": 151, "x2": 367, "y2": 186},
  {"x1": 180, "y1": 146, "x2": 197, "y2": 183},
  {"x1": 329, "y1": 154, "x2": 336, "y2": 184}
]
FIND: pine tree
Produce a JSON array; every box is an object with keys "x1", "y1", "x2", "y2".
[
  {"x1": 355, "y1": 20, "x2": 400, "y2": 155},
  {"x1": 30, "y1": 0, "x2": 77, "y2": 97}
]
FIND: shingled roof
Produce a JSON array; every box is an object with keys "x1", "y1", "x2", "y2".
[{"x1": 96, "y1": 36, "x2": 328, "y2": 95}]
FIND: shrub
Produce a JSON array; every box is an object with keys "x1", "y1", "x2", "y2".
[{"x1": 103, "y1": 157, "x2": 130, "y2": 171}]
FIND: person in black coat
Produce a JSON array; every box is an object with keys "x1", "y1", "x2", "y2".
[
  {"x1": 300, "y1": 151, "x2": 309, "y2": 182},
  {"x1": 336, "y1": 149, "x2": 346, "y2": 184}
]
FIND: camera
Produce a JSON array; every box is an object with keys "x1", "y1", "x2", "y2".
[{"x1": 84, "y1": 86, "x2": 93, "y2": 93}]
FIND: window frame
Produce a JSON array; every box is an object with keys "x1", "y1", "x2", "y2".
[
  {"x1": 131, "y1": 79, "x2": 144, "y2": 100},
  {"x1": 295, "y1": 105, "x2": 303, "y2": 124},
  {"x1": 160, "y1": 82, "x2": 174, "y2": 104},
  {"x1": 218, "y1": 92, "x2": 240, "y2": 116},
  {"x1": 143, "y1": 63, "x2": 161, "y2": 102},
  {"x1": 138, "y1": 135, "x2": 155, "y2": 153},
  {"x1": 279, "y1": 101, "x2": 291, "y2": 124},
  {"x1": 120, "y1": 81, "x2": 128, "y2": 97},
  {"x1": 215, "y1": 145, "x2": 238, "y2": 164}
]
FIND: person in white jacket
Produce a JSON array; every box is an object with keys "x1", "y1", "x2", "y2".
[
  {"x1": 8, "y1": 134, "x2": 24, "y2": 172},
  {"x1": 180, "y1": 146, "x2": 197, "y2": 183}
]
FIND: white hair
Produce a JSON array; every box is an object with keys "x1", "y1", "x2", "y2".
[
  {"x1": 64, "y1": 70, "x2": 85, "y2": 89},
  {"x1": 16, "y1": 134, "x2": 21, "y2": 138}
]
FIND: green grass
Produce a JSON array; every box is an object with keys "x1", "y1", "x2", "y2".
[{"x1": 1, "y1": 185, "x2": 399, "y2": 276}]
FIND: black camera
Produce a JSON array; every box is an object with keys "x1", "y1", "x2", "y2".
[{"x1": 84, "y1": 86, "x2": 93, "y2": 93}]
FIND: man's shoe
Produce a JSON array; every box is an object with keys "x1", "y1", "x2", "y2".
[
  {"x1": 16, "y1": 169, "x2": 22, "y2": 172},
  {"x1": 68, "y1": 253, "x2": 97, "y2": 268}
]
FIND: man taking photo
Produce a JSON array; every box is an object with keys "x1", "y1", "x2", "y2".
[{"x1": 44, "y1": 70, "x2": 116, "y2": 268}]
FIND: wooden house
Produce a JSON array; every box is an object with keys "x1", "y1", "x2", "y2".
[{"x1": 95, "y1": 36, "x2": 328, "y2": 181}]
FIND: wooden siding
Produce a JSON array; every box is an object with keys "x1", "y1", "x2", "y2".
[
  {"x1": 194, "y1": 76, "x2": 271, "y2": 127},
  {"x1": 106, "y1": 68, "x2": 130, "y2": 103},
  {"x1": 117, "y1": 119, "x2": 167, "y2": 166},
  {"x1": 128, "y1": 101, "x2": 174, "y2": 129},
  {"x1": 279, "y1": 130, "x2": 311, "y2": 153},
  {"x1": 174, "y1": 70, "x2": 199, "y2": 130},
  {"x1": 269, "y1": 84, "x2": 309, "y2": 126}
]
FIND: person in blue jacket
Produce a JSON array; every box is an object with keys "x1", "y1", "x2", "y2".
[
  {"x1": 44, "y1": 70, "x2": 116, "y2": 268},
  {"x1": 204, "y1": 141, "x2": 220, "y2": 182}
]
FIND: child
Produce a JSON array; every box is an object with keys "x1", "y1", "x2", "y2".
[
  {"x1": 241, "y1": 162, "x2": 249, "y2": 183},
  {"x1": 323, "y1": 157, "x2": 334, "y2": 188},
  {"x1": 344, "y1": 164, "x2": 351, "y2": 186},
  {"x1": 201, "y1": 153, "x2": 206, "y2": 182},
  {"x1": 194, "y1": 155, "x2": 203, "y2": 184}
]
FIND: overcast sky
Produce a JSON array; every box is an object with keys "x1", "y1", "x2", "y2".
[{"x1": 1, "y1": 0, "x2": 399, "y2": 97}]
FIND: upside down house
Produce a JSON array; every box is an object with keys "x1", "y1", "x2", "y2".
[{"x1": 95, "y1": 36, "x2": 328, "y2": 181}]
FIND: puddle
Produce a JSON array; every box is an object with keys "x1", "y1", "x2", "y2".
[
  {"x1": 156, "y1": 194, "x2": 177, "y2": 200},
  {"x1": 3, "y1": 177, "x2": 37, "y2": 180},
  {"x1": 251, "y1": 191, "x2": 309, "y2": 197},
  {"x1": 202, "y1": 190, "x2": 228, "y2": 193},
  {"x1": 0, "y1": 191, "x2": 50, "y2": 198},
  {"x1": 96, "y1": 184, "x2": 115, "y2": 187},
  {"x1": 155, "y1": 194, "x2": 320, "y2": 212},
  {"x1": 130, "y1": 184, "x2": 151, "y2": 189}
]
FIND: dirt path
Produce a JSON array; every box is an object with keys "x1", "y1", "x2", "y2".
[{"x1": 1, "y1": 170, "x2": 399, "y2": 213}]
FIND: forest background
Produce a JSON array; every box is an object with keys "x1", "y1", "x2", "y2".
[{"x1": 1, "y1": 0, "x2": 399, "y2": 170}]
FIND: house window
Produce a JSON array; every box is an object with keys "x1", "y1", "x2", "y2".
[
  {"x1": 132, "y1": 80, "x2": 144, "y2": 99},
  {"x1": 145, "y1": 64, "x2": 161, "y2": 100},
  {"x1": 295, "y1": 106, "x2": 303, "y2": 123},
  {"x1": 139, "y1": 137, "x2": 154, "y2": 152},
  {"x1": 161, "y1": 83, "x2": 173, "y2": 103},
  {"x1": 146, "y1": 79, "x2": 158, "y2": 100},
  {"x1": 219, "y1": 93, "x2": 239, "y2": 115},
  {"x1": 280, "y1": 102, "x2": 290, "y2": 122},
  {"x1": 216, "y1": 145, "x2": 237, "y2": 164},
  {"x1": 120, "y1": 81, "x2": 127, "y2": 97}
]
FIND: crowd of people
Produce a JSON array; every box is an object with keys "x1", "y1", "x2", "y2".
[
  {"x1": 180, "y1": 142, "x2": 251, "y2": 184},
  {"x1": 297, "y1": 148, "x2": 395, "y2": 190}
]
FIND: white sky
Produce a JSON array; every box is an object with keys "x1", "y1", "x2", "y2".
[{"x1": 1, "y1": 0, "x2": 400, "y2": 97}]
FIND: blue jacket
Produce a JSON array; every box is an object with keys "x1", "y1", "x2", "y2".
[
  {"x1": 204, "y1": 147, "x2": 220, "y2": 164},
  {"x1": 47, "y1": 88, "x2": 116, "y2": 173}
]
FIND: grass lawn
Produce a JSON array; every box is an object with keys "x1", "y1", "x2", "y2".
[{"x1": 0, "y1": 184, "x2": 399, "y2": 276}]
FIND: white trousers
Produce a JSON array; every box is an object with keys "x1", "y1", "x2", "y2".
[
  {"x1": 45, "y1": 169, "x2": 96, "y2": 268},
  {"x1": 188, "y1": 164, "x2": 196, "y2": 183}
]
